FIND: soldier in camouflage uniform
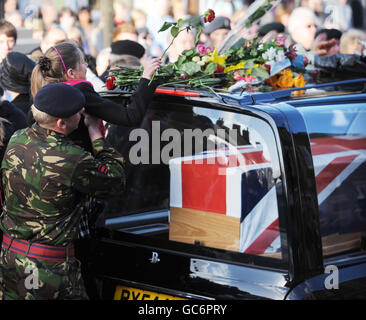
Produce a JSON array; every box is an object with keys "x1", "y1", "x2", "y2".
[{"x1": 0, "y1": 83, "x2": 125, "y2": 299}]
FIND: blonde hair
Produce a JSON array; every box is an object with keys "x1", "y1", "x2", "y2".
[{"x1": 340, "y1": 29, "x2": 366, "y2": 54}]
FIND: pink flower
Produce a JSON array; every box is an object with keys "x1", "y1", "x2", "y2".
[
  {"x1": 276, "y1": 36, "x2": 286, "y2": 47},
  {"x1": 233, "y1": 72, "x2": 257, "y2": 83},
  {"x1": 234, "y1": 72, "x2": 245, "y2": 81},
  {"x1": 196, "y1": 44, "x2": 212, "y2": 55},
  {"x1": 243, "y1": 75, "x2": 257, "y2": 83}
]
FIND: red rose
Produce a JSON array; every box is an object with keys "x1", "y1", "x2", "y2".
[
  {"x1": 106, "y1": 76, "x2": 116, "y2": 90},
  {"x1": 216, "y1": 65, "x2": 224, "y2": 73},
  {"x1": 288, "y1": 44, "x2": 297, "y2": 61},
  {"x1": 303, "y1": 55, "x2": 309, "y2": 67},
  {"x1": 203, "y1": 9, "x2": 215, "y2": 23},
  {"x1": 213, "y1": 64, "x2": 224, "y2": 78},
  {"x1": 264, "y1": 64, "x2": 271, "y2": 74}
]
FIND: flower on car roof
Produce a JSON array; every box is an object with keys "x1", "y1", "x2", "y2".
[
  {"x1": 196, "y1": 44, "x2": 213, "y2": 55},
  {"x1": 109, "y1": 3, "x2": 310, "y2": 95},
  {"x1": 209, "y1": 48, "x2": 227, "y2": 66},
  {"x1": 262, "y1": 47, "x2": 277, "y2": 61},
  {"x1": 224, "y1": 61, "x2": 246, "y2": 73}
]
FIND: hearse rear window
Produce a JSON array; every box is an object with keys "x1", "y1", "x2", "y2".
[
  {"x1": 103, "y1": 100, "x2": 285, "y2": 260},
  {"x1": 298, "y1": 103, "x2": 366, "y2": 258}
]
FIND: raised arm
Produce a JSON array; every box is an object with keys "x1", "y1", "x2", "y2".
[{"x1": 75, "y1": 57, "x2": 161, "y2": 126}]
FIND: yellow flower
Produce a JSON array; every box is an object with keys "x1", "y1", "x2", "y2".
[
  {"x1": 281, "y1": 68, "x2": 293, "y2": 78},
  {"x1": 209, "y1": 48, "x2": 227, "y2": 66},
  {"x1": 224, "y1": 61, "x2": 246, "y2": 73},
  {"x1": 293, "y1": 73, "x2": 306, "y2": 96},
  {"x1": 277, "y1": 74, "x2": 294, "y2": 89},
  {"x1": 294, "y1": 73, "x2": 306, "y2": 88},
  {"x1": 272, "y1": 68, "x2": 293, "y2": 89}
]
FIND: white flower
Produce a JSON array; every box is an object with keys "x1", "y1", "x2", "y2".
[
  {"x1": 275, "y1": 49, "x2": 286, "y2": 62},
  {"x1": 192, "y1": 56, "x2": 201, "y2": 63},
  {"x1": 202, "y1": 55, "x2": 211, "y2": 63},
  {"x1": 262, "y1": 47, "x2": 277, "y2": 61},
  {"x1": 258, "y1": 43, "x2": 264, "y2": 51},
  {"x1": 197, "y1": 60, "x2": 205, "y2": 66}
]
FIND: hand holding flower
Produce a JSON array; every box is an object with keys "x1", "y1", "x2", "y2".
[{"x1": 141, "y1": 57, "x2": 162, "y2": 80}]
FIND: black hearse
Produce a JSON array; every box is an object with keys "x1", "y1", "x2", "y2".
[{"x1": 85, "y1": 77, "x2": 366, "y2": 300}]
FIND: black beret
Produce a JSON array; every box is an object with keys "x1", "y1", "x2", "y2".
[
  {"x1": 203, "y1": 16, "x2": 231, "y2": 35},
  {"x1": 258, "y1": 22, "x2": 285, "y2": 37},
  {"x1": 0, "y1": 52, "x2": 35, "y2": 94},
  {"x1": 110, "y1": 40, "x2": 145, "y2": 58},
  {"x1": 315, "y1": 28, "x2": 342, "y2": 41},
  {"x1": 34, "y1": 83, "x2": 86, "y2": 118}
]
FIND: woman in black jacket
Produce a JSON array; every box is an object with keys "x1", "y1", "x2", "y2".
[{"x1": 30, "y1": 40, "x2": 161, "y2": 152}]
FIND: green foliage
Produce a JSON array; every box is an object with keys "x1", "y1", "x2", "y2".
[
  {"x1": 158, "y1": 21, "x2": 176, "y2": 33},
  {"x1": 205, "y1": 62, "x2": 218, "y2": 75},
  {"x1": 181, "y1": 62, "x2": 201, "y2": 76}
]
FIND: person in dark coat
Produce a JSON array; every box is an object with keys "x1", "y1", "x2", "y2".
[
  {"x1": 0, "y1": 87, "x2": 27, "y2": 162},
  {"x1": 31, "y1": 41, "x2": 160, "y2": 153},
  {"x1": 0, "y1": 52, "x2": 35, "y2": 116}
]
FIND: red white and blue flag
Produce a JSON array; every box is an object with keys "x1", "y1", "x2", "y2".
[{"x1": 169, "y1": 135, "x2": 366, "y2": 254}]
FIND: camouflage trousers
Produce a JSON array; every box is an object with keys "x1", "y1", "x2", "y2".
[{"x1": 0, "y1": 246, "x2": 88, "y2": 300}]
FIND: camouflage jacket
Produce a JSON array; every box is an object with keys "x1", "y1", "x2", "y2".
[{"x1": 0, "y1": 123, "x2": 125, "y2": 246}]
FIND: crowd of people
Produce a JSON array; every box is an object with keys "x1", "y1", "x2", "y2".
[
  {"x1": 0, "y1": 0, "x2": 365, "y2": 300},
  {"x1": 1, "y1": 0, "x2": 366, "y2": 78}
]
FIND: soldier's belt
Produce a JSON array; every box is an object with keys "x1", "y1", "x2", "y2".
[{"x1": 2, "y1": 233, "x2": 75, "y2": 261}]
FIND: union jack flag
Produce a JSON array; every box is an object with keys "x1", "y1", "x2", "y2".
[{"x1": 170, "y1": 135, "x2": 366, "y2": 255}]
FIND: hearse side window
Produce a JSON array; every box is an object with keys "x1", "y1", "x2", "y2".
[
  {"x1": 104, "y1": 101, "x2": 285, "y2": 260},
  {"x1": 298, "y1": 103, "x2": 366, "y2": 258}
]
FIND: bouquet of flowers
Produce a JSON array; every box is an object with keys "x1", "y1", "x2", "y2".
[
  {"x1": 223, "y1": 37, "x2": 310, "y2": 93},
  {"x1": 106, "y1": 4, "x2": 312, "y2": 95},
  {"x1": 107, "y1": 9, "x2": 224, "y2": 92}
]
